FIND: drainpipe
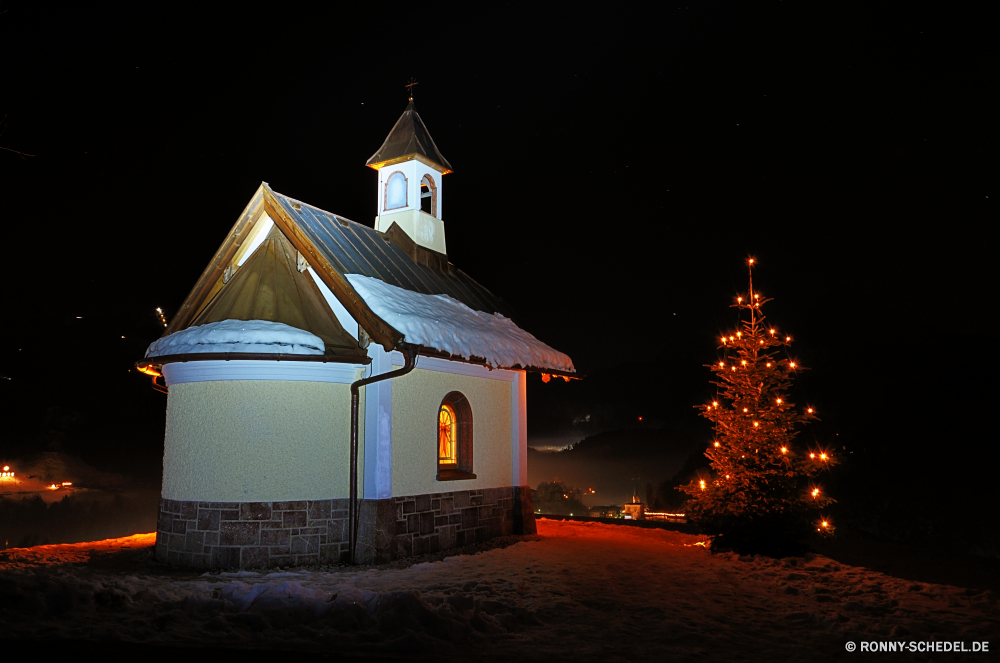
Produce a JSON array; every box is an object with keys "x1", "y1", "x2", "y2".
[{"x1": 349, "y1": 343, "x2": 417, "y2": 564}]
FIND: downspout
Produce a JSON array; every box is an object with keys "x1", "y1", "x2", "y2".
[{"x1": 349, "y1": 343, "x2": 417, "y2": 564}]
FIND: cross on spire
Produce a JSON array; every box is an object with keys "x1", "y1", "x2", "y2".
[{"x1": 405, "y1": 77, "x2": 418, "y2": 101}]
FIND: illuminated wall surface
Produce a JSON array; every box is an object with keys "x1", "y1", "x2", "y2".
[
  {"x1": 162, "y1": 380, "x2": 358, "y2": 501},
  {"x1": 390, "y1": 367, "x2": 512, "y2": 497}
]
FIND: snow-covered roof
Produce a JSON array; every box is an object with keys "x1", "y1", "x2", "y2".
[
  {"x1": 145, "y1": 320, "x2": 325, "y2": 358},
  {"x1": 346, "y1": 274, "x2": 575, "y2": 373}
]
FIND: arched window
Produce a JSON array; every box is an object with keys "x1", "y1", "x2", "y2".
[
  {"x1": 437, "y1": 392, "x2": 475, "y2": 480},
  {"x1": 385, "y1": 172, "x2": 407, "y2": 210},
  {"x1": 420, "y1": 174, "x2": 436, "y2": 216}
]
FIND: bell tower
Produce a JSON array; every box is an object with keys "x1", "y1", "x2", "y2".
[{"x1": 367, "y1": 98, "x2": 453, "y2": 256}]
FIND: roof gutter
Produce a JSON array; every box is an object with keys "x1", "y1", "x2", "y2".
[{"x1": 348, "y1": 343, "x2": 417, "y2": 564}]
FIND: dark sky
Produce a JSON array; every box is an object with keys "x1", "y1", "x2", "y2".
[{"x1": 0, "y1": 3, "x2": 995, "y2": 523}]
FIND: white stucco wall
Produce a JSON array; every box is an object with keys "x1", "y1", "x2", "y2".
[
  {"x1": 161, "y1": 380, "x2": 360, "y2": 502},
  {"x1": 389, "y1": 367, "x2": 512, "y2": 497}
]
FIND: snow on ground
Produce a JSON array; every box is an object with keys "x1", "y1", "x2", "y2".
[
  {"x1": 346, "y1": 274, "x2": 575, "y2": 372},
  {"x1": 1, "y1": 521, "x2": 997, "y2": 661},
  {"x1": 145, "y1": 320, "x2": 325, "y2": 357}
]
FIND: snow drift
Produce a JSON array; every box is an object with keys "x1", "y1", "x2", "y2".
[
  {"x1": 0, "y1": 522, "x2": 996, "y2": 661},
  {"x1": 145, "y1": 320, "x2": 325, "y2": 358},
  {"x1": 346, "y1": 274, "x2": 574, "y2": 372}
]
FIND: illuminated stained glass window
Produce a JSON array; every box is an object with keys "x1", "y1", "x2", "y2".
[
  {"x1": 437, "y1": 392, "x2": 474, "y2": 480},
  {"x1": 439, "y1": 403, "x2": 457, "y2": 465}
]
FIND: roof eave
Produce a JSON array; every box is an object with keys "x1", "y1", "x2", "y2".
[{"x1": 366, "y1": 152, "x2": 453, "y2": 175}]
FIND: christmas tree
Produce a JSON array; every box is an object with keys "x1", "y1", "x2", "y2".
[{"x1": 681, "y1": 259, "x2": 836, "y2": 554}]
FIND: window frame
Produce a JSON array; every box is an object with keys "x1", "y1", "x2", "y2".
[
  {"x1": 419, "y1": 174, "x2": 437, "y2": 217},
  {"x1": 384, "y1": 171, "x2": 408, "y2": 211},
  {"x1": 436, "y1": 391, "x2": 475, "y2": 481}
]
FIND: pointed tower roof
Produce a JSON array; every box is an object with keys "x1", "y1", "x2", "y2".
[
  {"x1": 189, "y1": 224, "x2": 365, "y2": 358},
  {"x1": 366, "y1": 101, "x2": 453, "y2": 174}
]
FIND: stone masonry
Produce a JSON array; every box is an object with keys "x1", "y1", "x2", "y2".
[
  {"x1": 154, "y1": 498, "x2": 350, "y2": 569},
  {"x1": 155, "y1": 487, "x2": 536, "y2": 569},
  {"x1": 390, "y1": 486, "x2": 535, "y2": 559}
]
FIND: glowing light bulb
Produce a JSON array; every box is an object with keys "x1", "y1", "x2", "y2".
[
  {"x1": 808, "y1": 408, "x2": 813, "y2": 413},
  {"x1": 2, "y1": 466, "x2": 7, "y2": 472},
  {"x1": 753, "y1": 422, "x2": 759, "y2": 427},
  {"x1": 781, "y1": 447, "x2": 787, "y2": 454},
  {"x1": 809, "y1": 453, "x2": 815, "y2": 459},
  {"x1": 722, "y1": 337, "x2": 727, "y2": 343},
  {"x1": 741, "y1": 360, "x2": 746, "y2": 365},
  {"x1": 732, "y1": 366, "x2": 737, "y2": 372},
  {"x1": 737, "y1": 332, "x2": 742, "y2": 337},
  {"x1": 720, "y1": 362, "x2": 725, "y2": 367},
  {"x1": 749, "y1": 259, "x2": 754, "y2": 264},
  {"x1": 754, "y1": 294, "x2": 759, "y2": 299},
  {"x1": 776, "y1": 399, "x2": 782, "y2": 404},
  {"x1": 743, "y1": 408, "x2": 748, "y2": 412},
  {"x1": 725, "y1": 474, "x2": 730, "y2": 479},
  {"x1": 712, "y1": 401, "x2": 718, "y2": 407},
  {"x1": 790, "y1": 362, "x2": 796, "y2": 368},
  {"x1": 786, "y1": 336, "x2": 791, "y2": 342},
  {"x1": 812, "y1": 489, "x2": 819, "y2": 497},
  {"x1": 766, "y1": 362, "x2": 771, "y2": 367},
  {"x1": 714, "y1": 441, "x2": 720, "y2": 447},
  {"x1": 820, "y1": 453, "x2": 828, "y2": 460},
  {"x1": 769, "y1": 329, "x2": 775, "y2": 334},
  {"x1": 738, "y1": 297, "x2": 743, "y2": 302},
  {"x1": 821, "y1": 521, "x2": 829, "y2": 528}
]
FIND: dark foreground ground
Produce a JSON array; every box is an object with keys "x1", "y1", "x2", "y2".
[{"x1": 1, "y1": 522, "x2": 997, "y2": 662}]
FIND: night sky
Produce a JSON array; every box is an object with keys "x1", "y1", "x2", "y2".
[{"x1": 1, "y1": 4, "x2": 995, "y2": 544}]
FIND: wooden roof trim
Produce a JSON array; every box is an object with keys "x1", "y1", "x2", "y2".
[
  {"x1": 164, "y1": 185, "x2": 267, "y2": 336},
  {"x1": 261, "y1": 186, "x2": 403, "y2": 351}
]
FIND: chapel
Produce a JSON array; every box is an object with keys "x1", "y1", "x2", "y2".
[{"x1": 138, "y1": 99, "x2": 575, "y2": 568}]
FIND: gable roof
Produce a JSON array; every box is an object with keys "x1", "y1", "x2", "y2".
[
  {"x1": 164, "y1": 183, "x2": 519, "y2": 356},
  {"x1": 189, "y1": 224, "x2": 365, "y2": 358},
  {"x1": 366, "y1": 101, "x2": 454, "y2": 174}
]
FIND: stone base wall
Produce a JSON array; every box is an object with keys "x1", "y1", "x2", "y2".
[
  {"x1": 390, "y1": 486, "x2": 535, "y2": 559},
  {"x1": 154, "y1": 498, "x2": 349, "y2": 568},
  {"x1": 155, "y1": 487, "x2": 535, "y2": 569}
]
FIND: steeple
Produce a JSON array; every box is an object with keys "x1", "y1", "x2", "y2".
[
  {"x1": 368, "y1": 100, "x2": 452, "y2": 256},
  {"x1": 366, "y1": 101, "x2": 453, "y2": 174}
]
